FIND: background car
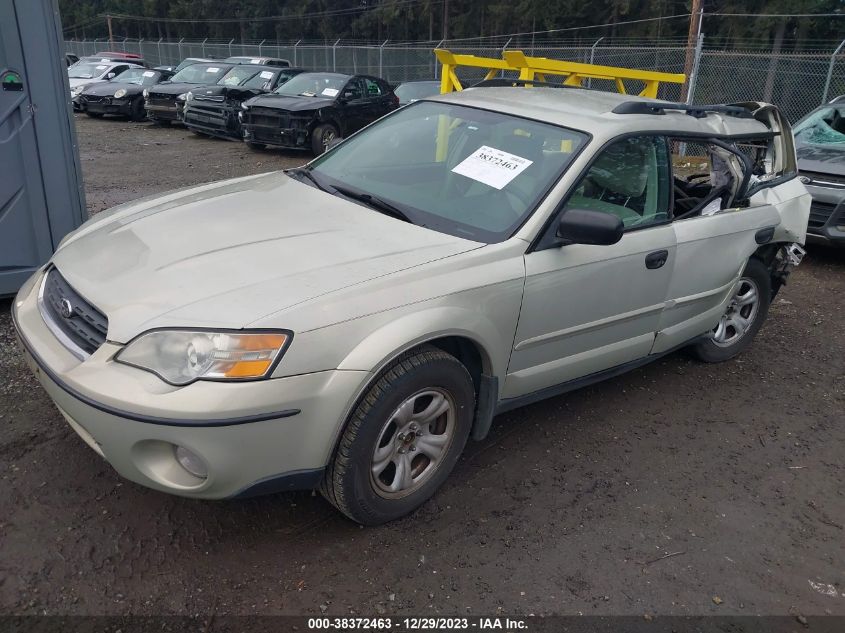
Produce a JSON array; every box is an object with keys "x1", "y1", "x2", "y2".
[
  {"x1": 394, "y1": 80, "x2": 440, "y2": 105},
  {"x1": 223, "y1": 55, "x2": 291, "y2": 68},
  {"x1": 240, "y1": 71, "x2": 398, "y2": 154},
  {"x1": 793, "y1": 96, "x2": 845, "y2": 246},
  {"x1": 68, "y1": 60, "x2": 144, "y2": 103},
  {"x1": 144, "y1": 62, "x2": 236, "y2": 125},
  {"x1": 154, "y1": 57, "x2": 218, "y2": 73},
  {"x1": 183, "y1": 67, "x2": 306, "y2": 140},
  {"x1": 76, "y1": 68, "x2": 174, "y2": 121}
]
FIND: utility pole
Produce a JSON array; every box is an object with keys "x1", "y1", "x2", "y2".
[
  {"x1": 107, "y1": 14, "x2": 114, "y2": 48},
  {"x1": 681, "y1": 1, "x2": 702, "y2": 102},
  {"x1": 442, "y1": 0, "x2": 448, "y2": 41}
]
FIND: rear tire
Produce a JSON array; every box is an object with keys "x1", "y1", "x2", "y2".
[
  {"x1": 246, "y1": 141, "x2": 266, "y2": 151},
  {"x1": 320, "y1": 346, "x2": 475, "y2": 525},
  {"x1": 690, "y1": 258, "x2": 771, "y2": 363},
  {"x1": 85, "y1": 112, "x2": 103, "y2": 119},
  {"x1": 311, "y1": 123, "x2": 338, "y2": 156}
]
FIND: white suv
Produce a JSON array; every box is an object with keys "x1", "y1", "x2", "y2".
[{"x1": 13, "y1": 86, "x2": 810, "y2": 524}]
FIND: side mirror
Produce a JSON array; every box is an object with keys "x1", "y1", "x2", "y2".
[
  {"x1": 106, "y1": 72, "x2": 116, "y2": 80},
  {"x1": 341, "y1": 90, "x2": 357, "y2": 101},
  {"x1": 556, "y1": 208, "x2": 623, "y2": 246}
]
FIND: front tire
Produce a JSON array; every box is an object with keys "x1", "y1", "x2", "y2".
[
  {"x1": 311, "y1": 123, "x2": 338, "y2": 156},
  {"x1": 690, "y1": 257, "x2": 771, "y2": 363},
  {"x1": 85, "y1": 112, "x2": 103, "y2": 118},
  {"x1": 245, "y1": 141, "x2": 266, "y2": 151},
  {"x1": 320, "y1": 346, "x2": 475, "y2": 525}
]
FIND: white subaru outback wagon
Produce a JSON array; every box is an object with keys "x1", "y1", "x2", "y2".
[{"x1": 13, "y1": 85, "x2": 810, "y2": 524}]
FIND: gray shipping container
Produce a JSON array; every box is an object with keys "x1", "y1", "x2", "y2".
[{"x1": 1, "y1": 0, "x2": 86, "y2": 296}]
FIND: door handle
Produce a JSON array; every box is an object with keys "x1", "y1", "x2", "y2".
[{"x1": 645, "y1": 249, "x2": 669, "y2": 269}]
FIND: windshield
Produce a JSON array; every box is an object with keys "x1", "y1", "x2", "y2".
[
  {"x1": 114, "y1": 68, "x2": 160, "y2": 86},
  {"x1": 396, "y1": 82, "x2": 440, "y2": 103},
  {"x1": 793, "y1": 105, "x2": 845, "y2": 152},
  {"x1": 68, "y1": 63, "x2": 111, "y2": 79},
  {"x1": 217, "y1": 66, "x2": 262, "y2": 86},
  {"x1": 309, "y1": 101, "x2": 588, "y2": 243},
  {"x1": 275, "y1": 73, "x2": 348, "y2": 97},
  {"x1": 170, "y1": 64, "x2": 229, "y2": 84}
]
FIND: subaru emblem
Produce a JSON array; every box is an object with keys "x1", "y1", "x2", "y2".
[{"x1": 59, "y1": 298, "x2": 74, "y2": 319}]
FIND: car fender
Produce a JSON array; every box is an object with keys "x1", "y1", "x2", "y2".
[
  {"x1": 314, "y1": 107, "x2": 344, "y2": 136},
  {"x1": 336, "y1": 305, "x2": 508, "y2": 393}
]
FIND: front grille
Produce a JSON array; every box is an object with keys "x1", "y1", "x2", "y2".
[
  {"x1": 39, "y1": 268, "x2": 108, "y2": 356},
  {"x1": 801, "y1": 171, "x2": 845, "y2": 188},
  {"x1": 245, "y1": 107, "x2": 290, "y2": 128},
  {"x1": 194, "y1": 94, "x2": 225, "y2": 102},
  {"x1": 147, "y1": 95, "x2": 175, "y2": 107},
  {"x1": 82, "y1": 95, "x2": 106, "y2": 104},
  {"x1": 808, "y1": 201, "x2": 837, "y2": 228}
]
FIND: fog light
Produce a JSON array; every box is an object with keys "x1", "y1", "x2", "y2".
[{"x1": 174, "y1": 445, "x2": 208, "y2": 479}]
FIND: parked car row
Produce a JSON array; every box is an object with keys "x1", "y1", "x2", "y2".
[{"x1": 70, "y1": 54, "x2": 442, "y2": 156}]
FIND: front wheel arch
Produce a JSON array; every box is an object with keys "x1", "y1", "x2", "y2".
[{"x1": 326, "y1": 334, "x2": 495, "y2": 466}]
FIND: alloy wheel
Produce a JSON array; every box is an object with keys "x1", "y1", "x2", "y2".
[
  {"x1": 712, "y1": 276, "x2": 760, "y2": 347},
  {"x1": 370, "y1": 388, "x2": 456, "y2": 498}
]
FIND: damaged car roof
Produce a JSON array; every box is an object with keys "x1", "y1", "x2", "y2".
[{"x1": 432, "y1": 87, "x2": 772, "y2": 140}]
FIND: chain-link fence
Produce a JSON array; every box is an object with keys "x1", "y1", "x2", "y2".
[{"x1": 65, "y1": 37, "x2": 845, "y2": 122}]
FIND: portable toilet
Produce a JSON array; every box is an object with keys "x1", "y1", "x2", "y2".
[{"x1": 1, "y1": 0, "x2": 86, "y2": 296}]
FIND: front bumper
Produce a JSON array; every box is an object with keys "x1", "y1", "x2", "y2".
[
  {"x1": 183, "y1": 103, "x2": 240, "y2": 139},
  {"x1": 12, "y1": 270, "x2": 369, "y2": 499},
  {"x1": 805, "y1": 183, "x2": 845, "y2": 245},
  {"x1": 82, "y1": 99, "x2": 132, "y2": 116},
  {"x1": 242, "y1": 122, "x2": 310, "y2": 149},
  {"x1": 145, "y1": 101, "x2": 183, "y2": 122}
]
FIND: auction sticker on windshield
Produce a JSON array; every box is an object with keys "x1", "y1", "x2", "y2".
[
  {"x1": 322, "y1": 88, "x2": 339, "y2": 97},
  {"x1": 451, "y1": 145, "x2": 533, "y2": 190},
  {"x1": 206, "y1": 67, "x2": 220, "y2": 73}
]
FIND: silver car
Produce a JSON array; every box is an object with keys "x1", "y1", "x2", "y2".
[{"x1": 13, "y1": 87, "x2": 810, "y2": 524}]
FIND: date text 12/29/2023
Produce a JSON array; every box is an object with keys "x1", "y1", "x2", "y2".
[{"x1": 307, "y1": 617, "x2": 529, "y2": 630}]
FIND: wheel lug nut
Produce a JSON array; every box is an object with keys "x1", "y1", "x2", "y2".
[{"x1": 410, "y1": 446, "x2": 416, "y2": 452}]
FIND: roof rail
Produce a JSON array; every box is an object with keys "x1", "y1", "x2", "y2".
[
  {"x1": 434, "y1": 48, "x2": 686, "y2": 98},
  {"x1": 472, "y1": 78, "x2": 577, "y2": 90},
  {"x1": 611, "y1": 100, "x2": 754, "y2": 118}
]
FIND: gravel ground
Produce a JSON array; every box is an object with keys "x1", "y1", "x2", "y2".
[{"x1": 0, "y1": 113, "x2": 843, "y2": 618}]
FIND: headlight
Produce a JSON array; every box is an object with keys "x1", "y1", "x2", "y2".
[
  {"x1": 186, "y1": 91, "x2": 193, "y2": 101},
  {"x1": 240, "y1": 102, "x2": 249, "y2": 110},
  {"x1": 113, "y1": 88, "x2": 127, "y2": 98},
  {"x1": 176, "y1": 92, "x2": 188, "y2": 101},
  {"x1": 142, "y1": 88, "x2": 149, "y2": 98},
  {"x1": 115, "y1": 329, "x2": 292, "y2": 386},
  {"x1": 71, "y1": 85, "x2": 84, "y2": 96}
]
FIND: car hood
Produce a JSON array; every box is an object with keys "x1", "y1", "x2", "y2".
[
  {"x1": 797, "y1": 143, "x2": 845, "y2": 177},
  {"x1": 52, "y1": 172, "x2": 481, "y2": 342},
  {"x1": 193, "y1": 85, "x2": 263, "y2": 101},
  {"x1": 149, "y1": 81, "x2": 210, "y2": 96},
  {"x1": 245, "y1": 94, "x2": 335, "y2": 112},
  {"x1": 84, "y1": 81, "x2": 144, "y2": 96},
  {"x1": 69, "y1": 77, "x2": 105, "y2": 88}
]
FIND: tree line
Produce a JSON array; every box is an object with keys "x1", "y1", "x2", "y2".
[{"x1": 60, "y1": 0, "x2": 845, "y2": 50}]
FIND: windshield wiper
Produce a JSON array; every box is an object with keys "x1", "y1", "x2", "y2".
[
  {"x1": 286, "y1": 167, "x2": 333, "y2": 193},
  {"x1": 332, "y1": 185, "x2": 414, "y2": 224}
]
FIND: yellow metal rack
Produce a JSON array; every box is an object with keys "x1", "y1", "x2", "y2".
[{"x1": 434, "y1": 48, "x2": 685, "y2": 99}]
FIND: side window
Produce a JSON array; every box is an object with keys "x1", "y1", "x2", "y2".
[
  {"x1": 343, "y1": 78, "x2": 364, "y2": 100},
  {"x1": 364, "y1": 78, "x2": 383, "y2": 97},
  {"x1": 563, "y1": 135, "x2": 670, "y2": 230},
  {"x1": 670, "y1": 139, "x2": 743, "y2": 220}
]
